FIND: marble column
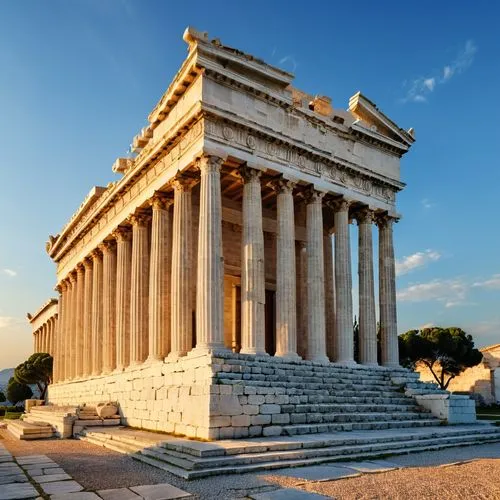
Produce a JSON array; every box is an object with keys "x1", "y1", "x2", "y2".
[
  {"x1": 129, "y1": 211, "x2": 150, "y2": 364},
  {"x1": 57, "y1": 282, "x2": 67, "y2": 382},
  {"x1": 296, "y1": 241, "x2": 308, "y2": 359},
  {"x1": 240, "y1": 166, "x2": 266, "y2": 355},
  {"x1": 273, "y1": 178, "x2": 300, "y2": 359},
  {"x1": 170, "y1": 174, "x2": 195, "y2": 357},
  {"x1": 66, "y1": 273, "x2": 77, "y2": 378},
  {"x1": 74, "y1": 264, "x2": 85, "y2": 378},
  {"x1": 82, "y1": 258, "x2": 93, "y2": 377},
  {"x1": 356, "y1": 209, "x2": 378, "y2": 366},
  {"x1": 91, "y1": 249, "x2": 103, "y2": 376},
  {"x1": 53, "y1": 285, "x2": 62, "y2": 382},
  {"x1": 305, "y1": 189, "x2": 328, "y2": 363},
  {"x1": 333, "y1": 199, "x2": 355, "y2": 364},
  {"x1": 195, "y1": 155, "x2": 226, "y2": 352},
  {"x1": 377, "y1": 214, "x2": 399, "y2": 367},
  {"x1": 324, "y1": 232, "x2": 336, "y2": 361},
  {"x1": 113, "y1": 226, "x2": 132, "y2": 370},
  {"x1": 114, "y1": 227, "x2": 132, "y2": 370},
  {"x1": 101, "y1": 240, "x2": 117, "y2": 373},
  {"x1": 63, "y1": 278, "x2": 72, "y2": 380},
  {"x1": 33, "y1": 331, "x2": 37, "y2": 353},
  {"x1": 148, "y1": 193, "x2": 173, "y2": 361}
]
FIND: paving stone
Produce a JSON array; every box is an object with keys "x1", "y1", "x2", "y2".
[
  {"x1": 0, "y1": 475, "x2": 29, "y2": 485},
  {"x1": 16, "y1": 456, "x2": 54, "y2": 466},
  {"x1": 40, "y1": 480, "x2": 83, "y2": 495},
  {"x1": 249, "y1": 488, "x2": 329, "y2": 499},
  {"x1": 50, "y1": 493, "x2": 102, "y2": 500},
  {"x1": 130, "y1": 483, "x2": 193, "y2": 499},
  {"x1": 0, "y1": 465, "x2": 23, "y2": 476},
  {"x1": 31, "y1": 473, "x2": 72, "y2": 483},
  {"x1": 336, "y1": 461, "x2": 397, "y2": 473},
  {"x1": 268, "y1": 465, "x2": 361, "y2": 481},
  {"x1": 97, "y1": 488, "x2": 142, "y2": 500},
  {"x1": 23, "y1": 463, "x2": 61, "y2": 471},
  {"x1": 0, "y1": 482, "x2": 39, "y2": 500}
]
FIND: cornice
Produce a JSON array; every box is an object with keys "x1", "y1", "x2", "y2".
[{"x1": 27, "y1": 298, "x2": 58, "y2": 324}]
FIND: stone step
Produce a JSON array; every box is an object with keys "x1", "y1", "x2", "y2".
[
  {"x1": 285, "y1": 403, "x2": 424, "y2": 414},
  {"x1": 282, "y1": 419, "x2": 440, "y2": 435},
  {"x1": 6, "y1": 420, "x2": 56, "y2": 440},
  {"x1": 128, "y1": 426, "x2": 500, "y2": 479},
  {"x1": 288, "y1": 412, "x2": 434, "y2": 424},
  {"x1": 80, "y1": 435, "x2": 144, "y2": 454},
  {"x1": 303, "y1": 396, "x2": 416, "y2": 405}
]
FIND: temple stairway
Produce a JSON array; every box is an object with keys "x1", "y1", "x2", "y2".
[{"x1": 78, "y1": 424, "x2": 500, "y2": 479}]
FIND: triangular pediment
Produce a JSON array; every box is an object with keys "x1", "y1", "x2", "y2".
[{"x1": 348, "y1": 92, "x2": 415, "y2": 147}]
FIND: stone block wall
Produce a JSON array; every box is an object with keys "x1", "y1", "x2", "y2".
[{"x1": 415, "y1": 394, "x2": 476, "y2": 424}]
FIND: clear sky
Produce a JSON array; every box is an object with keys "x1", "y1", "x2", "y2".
[{"x1": 1, "y1": 1, "x2": 499, "y2": 369}]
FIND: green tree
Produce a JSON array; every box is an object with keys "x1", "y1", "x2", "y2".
[
  {"x1": 14, "y1": 353, "x2": 53, "y2": 400},
  {"x1": 0, "y1": 391, "x2": 6, "y2": 403},
  {"x1": 6, "y1": 377, "x2": 33, "y2": 405},
  {"x1": 399, "y1": 327, "x2": 483, "y2": 390}
]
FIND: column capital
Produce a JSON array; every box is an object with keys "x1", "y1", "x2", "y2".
[
  {"x1": 55, "y1": 283, "x2": 63, "y2": 293},
  {"x1": 128, "y1": 210, "x2": 151, "y2": 227},
  {"x1": 238, "y1": 165, "x2": 262, "y2": 183},
  {"x1": 172, "y1": 173, "x2": 197, "y2": 192},
  {"x1": 83, "y1": 257, "x2": 93, "y2": 270},
  {"x1": 68, "y1": 272, "x2": 77, "y2": 284},
  {"x1": 197, "y1": 154, "x2": 224, "y2": 174},
  {"x1": 112, "y1": 226, "x2": 132, "y2": 242},
  {"x1": 268, "y1": 176, "x2": 296, "y2": 194},
  {"x1": 353, "y1": 207, "x2": 375, "y2": 225},
  {"x1": 304, "y1": 187, "x2": 325, "y2": 205},
  {"x1": 150, "y1": 192, "x2": 174, "y2": 211},
  {"x1": 99, "y1": 239, "x2": 117, "y2": 253},
  {"x1": 375, "y1": 213, "x2": 399, "y2": 229},
  {"x1": 76, "y1": 263, "x2": 85, "y2": 275},
  {"x1": 328, "y1": 198, "x2": 352, "y2": 212},
  {"x1": 90, "y1": 248, "x2": 103, "y2": 261}
]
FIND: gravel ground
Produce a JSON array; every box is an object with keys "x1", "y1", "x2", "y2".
[{"x1": 1, "y1": 429, "x2": 499, "y2": 499}]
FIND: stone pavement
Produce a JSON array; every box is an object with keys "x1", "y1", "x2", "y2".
[{"x1": 0, "y1": 443, "x2": 193, "y2": 500}]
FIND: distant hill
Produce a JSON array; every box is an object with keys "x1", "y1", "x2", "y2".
[{"x1": 0, "y1": 368, "x2": 14, "y2": 386}]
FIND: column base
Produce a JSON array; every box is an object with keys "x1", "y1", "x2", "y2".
[
  {"x1": 360, "y1": 362, "x2": 379, "y2": 367},
  {"x1": 382, "y1": 361, "x2": 401, "y2": 369},
  {"x1": 275, "y1": 352, "x2": 302, "y2": 361},
  {"x1": 308, "y1": 355, "x2": 330, "y2": 364},
  {"x1": 333, "y1": 360, "x2": 358, "y2": 367},
  {"x1": 190, "y1": 344, "x2": 231, "y2": 357},
  {"x1": 239, "y1": 348, "x2": 269, "y2": 356},
  {"x1": 166, "y1": 351, "x2": 188, "y2": 362}
]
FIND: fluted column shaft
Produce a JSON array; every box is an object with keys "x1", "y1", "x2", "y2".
[
  {"x1": 196, "y1": 155, "x2": 226, "y2": 351},
  {"x1": 356, "y1": 210, "x2": 378, "y2": 365},
  {"x1": 63, "y1": 280, "x2": 71, "y2": 380},
  {"x1": 53, "y1": 289, "x2": 61, "y2": 382},
  {"x1": 114, "y1": 227, "x2": 132, "y2": 370},
  {"x1": 148, "y1": 194, "x2": 173, "y2": 361},
  {"x1": 101, "y1": 241, "x2": 117, "y2": 373},
  {"x1": 170, "y1": 175, "x2": 194, "y2": 357},
  {"x1": 324, "y1": 233, "x2": 336, "y2": 361},
  {"x1": 333, "y1": 200, "x2": 355, "y2": 364},
  {"x1": 240, "y1": 167, "x2": 266, "y2": 355},
  {"x1": 66, "y1": 274, "x2": 77, "y2": 378},
  {"x1": 33, "y1": 331, "x2": 37, "y2": 353},
  {"x1": 306, "y1": 191, "x2": 328, "y2": 363},
  {"x1": 74, "y1": 265, "x2": 85, "y2": 377},
  {"x1": 82, "y1": 259, "x2": 93, "y2": 377},
  {"x1": 378, "y1": 215, "x2": 399, "y2": 367},
  {"x1": 130, "y1": 213, "x2": 150, "y2": 364},
  {"x1": 91, "y1": 250, "x2": 103, "y2": 375},
  {"x1": 274, "y1": 179, "x2": 299, "y2": 359},
  {"x1": 57, "y1": 282, "x2": 67, "y2": 382}
]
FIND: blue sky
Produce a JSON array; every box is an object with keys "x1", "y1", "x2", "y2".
[{"x1": 0, "y1": 1, "x2": 499, "y2": 369}]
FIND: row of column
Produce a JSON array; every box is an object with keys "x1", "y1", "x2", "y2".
[
  {"x1": 33, "y1": 316, "x2": 57, "y2": 355},
  {"x1": 52, "y1": 154, "x2": 399, "y2": 383}
]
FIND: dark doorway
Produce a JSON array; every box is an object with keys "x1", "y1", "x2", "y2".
[{"x1": 265, "y1": 289, "x2": 276, "y2": 355}]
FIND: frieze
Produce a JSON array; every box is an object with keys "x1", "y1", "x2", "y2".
[{"x1": 205, "y1": 117, "x2": 397, "y2": 205}]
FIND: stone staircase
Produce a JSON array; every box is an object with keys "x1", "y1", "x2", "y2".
[
  {"x1": 78, "y1": 423, "x2": 500, "y2": 479},
  {"x1": 6, "y1": 419, "x2": 55, "y2": 440},
  {"x1": 212, "y1": 355, "x2": 446, "y2": 436}
]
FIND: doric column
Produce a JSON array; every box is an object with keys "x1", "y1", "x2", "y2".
[
  {"x1": 239, "y1": 166, "x2": 266, "y2": 355},
  {"x1": 57, "y1": 282, "x2": 67, "y2": 382},
  {"x1": 129, "y1": 211, "x2": 150, "y2": 364},
  {"x1": 296, "y1": 241, "x2": 308, "y2": 359},
  {"x1": 170, "y1": 174, "x2": 195, "y2": 357},
  {"x1": 66, "y1": 273, "x2": 77, "y2": 378},
  {"x1": 64, "y1": 277, "x2": 74, "y2": 379},
  {"x1": 377, "y1": 214, "x2": 399, "y2": 367},
  {"x1": 48, "y1": 320, "x2": 53, "y2": 355},
  {"x1": 53, "y1": 285, "x2": 62, "y2": 382},
  {"x1": 82, "y1": 258, "x2": 93, "y2": 377},
  {"x1": 355, "y1": 209, "x2": 378, "y2": 366},
  {"x1": 148, "y1": 193, "x2": 173, "y2": 361},
  {"x1": 195, "y1": 155, "x2": 227, "y2": 352},
  {"x1": 332, "y1": 199, "x2": 355, "y2": 364},
  {"x1": 324, "y1": 232, "x2": 336, "y2": 361},
  {"x1": 91, "y1": 249, "x2": 103, "y2": 376},
  {"x1": 74, "y1": 264, "x2": 85, "y2": 378},
  {"x1": 101, "y1": 240, "x2": 117, "y2": 373},
  {"x1": 305, "y1": 189, "x2": 328, "y2": 363},
  {"x1": 272, "y1": 178, "x2": 300, "y2": 359},
  {"x1": 114, "y1": 227, "x2": 132, "y2": 370},
  {"x1": 33, "y1": 331, "x2": 38, "y2": 353},
  {"x1": 47, "y1": 321, "x2": 51, "y2": 355}
]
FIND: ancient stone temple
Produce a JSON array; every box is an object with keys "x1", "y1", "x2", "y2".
[
  {"x1": 28, "y1": 298, "x2": 58, "y2": 355},
  {"x1": 39, "y1": 27, "x2": 484, "y2": 450}
]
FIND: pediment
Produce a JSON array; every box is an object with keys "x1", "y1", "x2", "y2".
[{"x1": 348, "y1": 92, "x2": 415, "y2": 148}]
